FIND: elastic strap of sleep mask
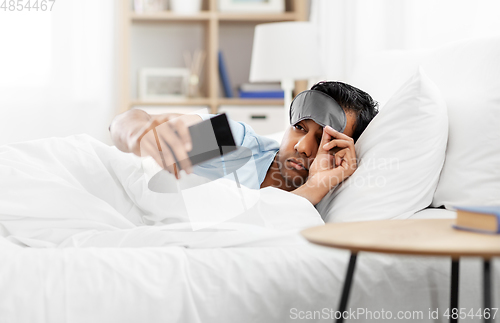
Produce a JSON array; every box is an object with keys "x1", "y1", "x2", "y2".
[{"x1": 289, "y1": 90, "x2": 347, "y2": 132}]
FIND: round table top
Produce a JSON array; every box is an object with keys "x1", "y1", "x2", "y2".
[{"x1": 301, "y1": 219, "x2": 500, "y2": 259}]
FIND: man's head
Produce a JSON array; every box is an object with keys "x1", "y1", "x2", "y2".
[{"x1": 276, "y1": 81, "x2": 378, "y2": 188}]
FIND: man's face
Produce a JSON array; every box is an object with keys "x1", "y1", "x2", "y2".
[{"x1": 276, "y1": 113, "x2": 356, "y2": 189}]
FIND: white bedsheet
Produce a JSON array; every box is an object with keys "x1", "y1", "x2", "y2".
[{"x1": 0, "y1": 236, "x2": 497, "y2": 323}]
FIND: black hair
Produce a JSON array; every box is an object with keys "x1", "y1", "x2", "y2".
[{"x1": 310, "y1": 81, "x2": 378, "y2": 143}]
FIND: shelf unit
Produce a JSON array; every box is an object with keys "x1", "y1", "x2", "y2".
[{"x1": 120, "y1": 0, "x2": 309, "y2": 114}]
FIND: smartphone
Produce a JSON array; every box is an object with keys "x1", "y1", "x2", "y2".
[{"x1": 185, "y1": 113, "x2": 237, "y2": 167}]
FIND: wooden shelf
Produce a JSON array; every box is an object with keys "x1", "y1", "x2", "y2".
[
  {"x1": 120, "y1": 0, "x2": 308, "y2": 114},
  {"x1": 131, "y1": 98, "x2": 284, "y2": 108},
  {"x1": 218, "y1": 98, "x2": 284, "y2": 106},
  {"x1": 130, "y1": 12, "x2": 213, "y2": 21},
  {"x1": 130, "y1": 98, "x2": 211, "y2": 107},
  {"x1": 130, "y1": 12, "x2": 297, "y2": 22},
  {"x1": 217, "y1": 12, "x2": 297, "y2": 22}
]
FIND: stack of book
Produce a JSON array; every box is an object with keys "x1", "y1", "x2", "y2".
[
  {"x1": 453, "y1": 205, "x2": 500, "y2": 234},
  {"x1": 239, "y1": 83, "x2": 284, "y2": 99}
]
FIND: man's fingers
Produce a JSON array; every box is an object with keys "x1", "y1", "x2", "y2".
[
  {"x1": 148, "y1": 137, "x2": 178, "y2": 175},
  {"x1": 151, "y1": 116, "x2": 185, "y2": 178},
  {"x1": 161, "y1": 151, "x2": 179, "y2": 178},
  {"x1": 334, "y1": 147, "x2": 357, "y2": 172},
  {"x1": 130, "y1": 116, "x2": 166, "y2": 156},
  {"x1": 317, "y1": 128, "x2": 333, "y2": 154},
  {"x1": 156, "y1": 122, "x2": 193, "y2": 174},
  {"x1": 320, "y1": 128, "x2": 332, "y2": 145},
  {"x1": 161, "y1": 140, "x2": 191, "y2": 177},
  {"x1": 322, "y1": 139, "x2": 352, "y2": 151},
  {"x1": 138, "y1": 128, "x2": 158, "y2": 157},
  {"x1": 170, "y1": 117, "x2": 192, "y2": 152},
  {"x1": 137, "y1": 127, "x2": 178, "y2": 176},
  {"x1": 325, "y1": 126, "x2": 355, "y2": 142},
  {"x1": 322, "y1": 126, "x2": 355, "y2": 156},
  {"x1": 155, "y1": 147, "x2": 179, "y2": 177},
  {"x1": 167, "y1": 117, "x2": 194, "y2": 174},
  {"x1": 145, "y1": 140, "x2": 178, "y2": 175},
  {"x1": 136, "y1": 115, "x2": 194, "y2": 177},
  {"x1": 335, "y1": 149, "x2": 345, "y2": 167}
]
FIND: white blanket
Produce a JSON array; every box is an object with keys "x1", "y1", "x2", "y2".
[{"x1": 0, "y1": 134, "x2": 323, "y2": 248}]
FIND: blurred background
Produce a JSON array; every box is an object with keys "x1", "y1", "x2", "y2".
[{"x1": 0, "y1": 0, "x2": 499, "y2": 146}]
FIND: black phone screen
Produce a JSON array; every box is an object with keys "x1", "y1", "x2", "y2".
[{"x1": 186, "y1": 113, "x2": 237, "y2": 167}]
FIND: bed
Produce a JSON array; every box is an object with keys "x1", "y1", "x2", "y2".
[{"x1": 1, "y1": 36, "x2": 499, "y2": 322}]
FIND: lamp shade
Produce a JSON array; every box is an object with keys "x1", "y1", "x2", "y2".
[{"x1": 250, "y1": 22, "x2": 322, "y2": 82}]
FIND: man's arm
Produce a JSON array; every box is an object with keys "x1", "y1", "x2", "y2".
[
  {"x1": 291, "y1": 178, "x2": 334, "y2": 206},
  {"x1": 109, "y1": 109, "x2": 202, "y2": 177},
  {"x1": 292, "y1": 126, "x2": 357, "y2": 205}
]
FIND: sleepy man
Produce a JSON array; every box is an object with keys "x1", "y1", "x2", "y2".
[{"x1": 110, "y1": 81, "x2": 378, "y2": 205}]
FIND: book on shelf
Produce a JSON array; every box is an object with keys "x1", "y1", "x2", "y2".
[
  {"x1": 218, "y1": 51, "x2": 233, "y2": 98},
  {"x1": 238, "y1": 82, "x2": 284, "y2": 99},
  {"x1": 239, "y1": 91, "x2": 284, "y2": 99},
  {"x1": 453, "y1": 205, "x2": 500, "y2": 234},
  {"x1": 240, "y1": 82, "x2": 282, "y2": 92}
]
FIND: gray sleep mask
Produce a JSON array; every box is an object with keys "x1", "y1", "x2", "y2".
[{"x1": 289, "y1": 90, "x2": 346, "y2": 132}]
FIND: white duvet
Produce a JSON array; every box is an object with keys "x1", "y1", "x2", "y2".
[{"x1": 0, "y1": 134, "x2": 323, "y2": 248}]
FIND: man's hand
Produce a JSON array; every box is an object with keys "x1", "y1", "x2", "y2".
[
  {"x1": 130, "y1": 114, "x2": 194, "y2": 178},
  {"x1": 308, "y1": 125, "x2": 357, "y2": 188},
  {"x1": 109, "y1": 110, "x2": 202, "y2": 179},
  {"x1": 292, "y1": 126, "x2": 357, "y2": 205}
]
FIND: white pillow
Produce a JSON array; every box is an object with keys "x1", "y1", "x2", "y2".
[
  {"x1": 316, "y1": 68, "x2": 448, "y2": 222},
  {"x1": 346, "y1": 49, "x2": 431, "y2": 109},
  {"x1": 420, "y1": 37, "x2": 500, "y2": 209}
]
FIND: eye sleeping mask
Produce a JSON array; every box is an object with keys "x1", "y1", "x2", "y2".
[{"x1": 289, "y1": 90, "x2": 346, "y2": 132}]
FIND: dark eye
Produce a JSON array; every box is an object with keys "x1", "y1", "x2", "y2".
[{"x1": 294, "y1": 124, "x2": 304, "y2": 131}]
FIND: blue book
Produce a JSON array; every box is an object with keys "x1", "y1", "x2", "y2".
[
  {"x1": 453, "y1": 205, "x2": 500, "y2": 234},
  {"x1": 239, "y1": 90, "x2": 284, "y2": 99},
  {"x1": 218, "y1": 51, "x2": 233, "y2": 98}
]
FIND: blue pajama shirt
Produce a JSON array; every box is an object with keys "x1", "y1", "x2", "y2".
[{"x1": 193, "y1": 114, "x2": 280, "y2": 190}]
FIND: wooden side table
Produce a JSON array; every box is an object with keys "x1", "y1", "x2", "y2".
[{"x1": 301, "y1": 219, "x2": 500, "y2": 323}]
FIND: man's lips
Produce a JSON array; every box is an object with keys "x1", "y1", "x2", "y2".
[{"x1": 287, "y1": 158, "x2": 308, "y2": 171}]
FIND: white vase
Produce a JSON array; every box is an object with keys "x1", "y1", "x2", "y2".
[
  {"x1": 170, "y1": 0, "x2": 202, "y2": 14},
  {"x1": 135, "y1": 0, "x2": 167, "y2": 13}
]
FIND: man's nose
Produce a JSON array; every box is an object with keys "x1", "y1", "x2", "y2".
[{"x1": 294, "y1": 135, "x2": 317, "y2": 158}]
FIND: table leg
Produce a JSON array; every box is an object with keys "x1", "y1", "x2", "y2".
[
  {"x1": 451, "y1": 259, "x2": 459, "y2": 323},
  {"x1": 336, "y1": 253, "x2": 357, "y2": 323},
  {"x1": 483, "y1": 260, "x2": 492, "y2": 323}
]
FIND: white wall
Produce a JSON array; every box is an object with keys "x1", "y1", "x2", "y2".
[
  {"x1": 0, "y1": 0, "x2": 118, "y2": 146},
  {"x1": 310, "y1": 0, "x2": 500, "y2": 82}
]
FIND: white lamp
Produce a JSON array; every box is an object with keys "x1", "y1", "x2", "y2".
[{"x1": 250, "y1": 22, "x2": 322, "y2": 128}]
